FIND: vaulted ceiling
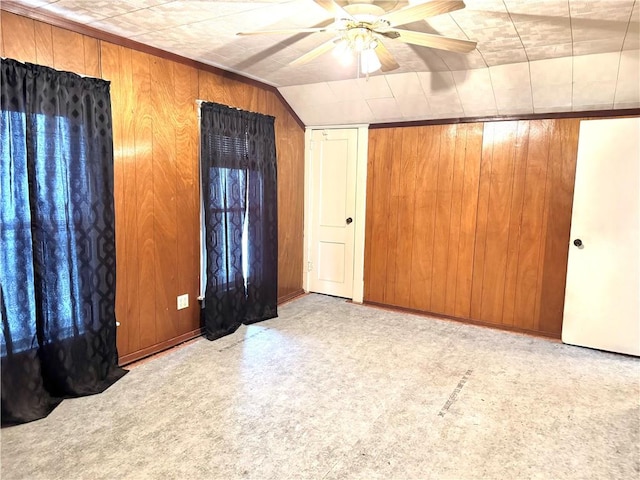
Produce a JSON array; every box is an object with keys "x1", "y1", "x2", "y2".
[{"x1": 6, "y1": 0, "x2": 640, "y2": 125}]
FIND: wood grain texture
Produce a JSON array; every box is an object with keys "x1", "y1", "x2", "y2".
[
  {"x1": 1, "y1": 12, "x2": 305, "y2": 360},
  {"x1": 174, "y1": 62, "x2": 200, "y2": 334},
  {"x1": 409, "y1": 126, "x2": 441, "y2": 312},
  {"x1": 33, "y1": 21, "x2": 53, "y2": 68},
  {"x1": 537, "y1": 119, "x2": 580, "y2": 334},
  {"x1": 150, "y1": 56, "x2": 179, "y2": 344},
  {"x1": 365, "y1": 118, "x2": 580, "y2": 337},
  {"x1": 2, "y1": 11, "x2": 35, "y2": 61}
]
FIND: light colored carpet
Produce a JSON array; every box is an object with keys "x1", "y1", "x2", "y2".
[{"x1": 1, "y1": 293, "x2": 638, "y2": 479}]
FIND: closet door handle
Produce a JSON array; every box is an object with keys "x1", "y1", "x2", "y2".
[
  {"x1": 346, "y1": 217, "x2": 353, "y2": 225},
  {"x1": 573, "y1": 238, "x2": 583, "y2": 247}
]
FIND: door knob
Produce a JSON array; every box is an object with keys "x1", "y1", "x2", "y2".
[
  {"x1": 346, "y1": 217, "x2": 353, "y2": 225},
  {"x1": 573, "y1": 238, "x2": 583, "y2": 247}
]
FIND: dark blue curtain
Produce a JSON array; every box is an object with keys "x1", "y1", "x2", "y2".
[
  {"x1": 0, "y1": 58, "x2": 126, "y2": 426},
  {"x1": 200, "y1": 102, "x2": 278, "y2": 340}
]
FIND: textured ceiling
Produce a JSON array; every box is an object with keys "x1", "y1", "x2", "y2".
[{"x1": 7, "y1": 0, "x2": 640, "y2": 125}]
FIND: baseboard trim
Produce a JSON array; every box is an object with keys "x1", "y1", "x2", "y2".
[
  {"x1": 119, "y1": 328, "x2": 204, "y2": 366},
  {"x1": 277, "y1": 289, "x2": 306, "y2": 305},
  {"x1": 362, "y1": 301, "x2": 562, "y2": 340},
  {"x1": 120, "y1": 288, "x2": 308, "y2": 366}
]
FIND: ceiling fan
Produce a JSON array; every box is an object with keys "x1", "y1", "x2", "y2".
[{"x1": 237, "y1": 0, "x2": 477, "y2": 74}]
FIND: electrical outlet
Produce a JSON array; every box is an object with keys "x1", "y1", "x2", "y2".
[{"x1": 177, "y1": 294, "x2": 189, "y2": 310}]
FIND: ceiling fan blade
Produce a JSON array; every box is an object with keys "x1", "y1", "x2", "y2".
[
  {"x1": 393, "y1": 29, "x2": 476, "y2": 53},
  {"x1": 380, "y1": 0, "x2": 466, "y2": 27},
  {"x1": 375, "y1": 41, "x2": 400, "y2": 72},
  {"x1": 313, "y1": 0, "x2": 355, "y2": 21},
  {"x1": 237, "y1": 27, "x2": 330, "y2": 36},
  {"x1": 290, "y1": 38, "x2": 337, "y2": 66}
]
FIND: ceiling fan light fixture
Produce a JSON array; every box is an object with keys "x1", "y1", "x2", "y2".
[
  {"x1": 333, "y1": 39, "x2": 354, "y2": 66},
  {"x1": 360, "y1": 48, "x2": 381, "y2": 74}
]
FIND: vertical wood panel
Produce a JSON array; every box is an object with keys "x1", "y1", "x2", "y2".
[
  {"x1": 470, "y1": 122, "x2": 494, "y2": 320},
  {"x1": 453, "y1": 123, "x2": 483, "y2": 318},
  {"x1": 51, "y1": 27, "x2": 85, "y2": 74},
  {"x1": 2, "y1": 12, "x2": 36, "y2": 61},
  {"x1": 393, "y1": 128, "x2": 418, "y2": 306},
  {"x1": 502, "y1": 121, "x2": 530, "y2": 326},
  {"x1": 118, "y1": 46, "x2": 140, "y2": 354},
  {"x1": 100, "y1": 42, "x2": 128, "y2": 356},
  {"x1": 34, "y1": 22, "x2": 54, "y2": 68},
  {"x1": 365, "y1": 117, "x2": 580, "y2": 338},
  {"x1": 409, "y1": 126, "x2": 441, "y2": 311},
  {"x1": 479, "y1": 121, "x2": 518, "y2": 324},
  {"x1": 537, "y1": 119, "x2": 580, "y2": 334},
  {"x1": 384, "y1": 128, "x2": 404, "y2": 306},
  {"x1": 131, "y1": 49, "x2": 157, "y2": 350},
  {"x1": 174, "y1": 63, "x2": 200, "y2": 334},
  {"x1": 82, "y1": 36, "x2": 100, "y2": 77},
  {"x1": 366, "y1": 129, "x2": 393, "y2": 303},
  {"x1": 514, "y1": 121, "x2": 551, "y2": 331},
  {"x1": 430, "y1": 125, "x2": 457, "y2": 314},
  {"x1": 150, "y1": 56, "x2": 179, "y2": 343},
  {"x1": 444, "y1": 125, "x2": 467, "y2": 313},
  {"x1": 0, "y1": 11, "x2": 4, "y2": 56}
]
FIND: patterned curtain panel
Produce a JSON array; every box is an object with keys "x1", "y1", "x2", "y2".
[
  {"x1": 0, "y1": 59, "x2": 126, "y2": 426},
  {"x1": 200, "y1": 102, "x2": 278, "y2": 340}
]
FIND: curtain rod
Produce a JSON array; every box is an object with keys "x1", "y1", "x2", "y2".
[{"x1": 195, "y1": 100, "x2": 274, "y2": 119}]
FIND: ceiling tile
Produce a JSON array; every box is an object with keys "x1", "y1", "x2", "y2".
[
  {"x1": 571, "y1": 103, "x2": 615, "y2": 112},
  {"x1": 525, "y1": 42, "x2": 574, "y2": 61},
  {"x1": 615, "y1": 49, "x2": 640, "y2": 104},
  {"x1": 481, "y1": 48, "x2": 528, "y2": 66},
  {"x1": 512, "y1": 19, "x2": 572, "y2": 49},
  {"x1": 40, "y1": 2, "x2": 106, "y2": 23},
  {"x1": 572, "y1": 37, "x2": 626, "y2": 56},
  {"x1": 529, "y1": 57, "x2": 573, "y2": 85},
  {"x1": 357, "y1": 76, "x2": 393, "y2": 100},
  {"x1": 367, "y1": 98, "x2": 402, "y2": 121},
  {"x1": 279, "y1": 82, "x2": 334, "y2": 107},
  {"x1": 503, "y1": 0, "x2": 569, "y2": 17},
  {"x1": 303, "y1": 100, "x2": 373, "y2": 126},
  {"x1": 534, "y1": 105, "x2": 575, "y2": 114},
  {"x1": 453, "y1": 68, "x2": 494, "y2": 105},
  {"x1": 395, "y1": 94, "x2": 431, "y2": 118},
  {"x1": 461, "y1": 106, "x2": 498, "y2": 117},
  {"x1": 614, "y1": 100, "x2": 640, "y2": 109},
  {"x1": 623, "y1": 5, "x2": 639, "y2": 50},
  {"x1": 417, "y1": 71, "x2": 457, "y2": 96},
  {"x1": 573, "y1": 51, "x2": 621, "y2": 83},
  {"x1": 573, "y1": 81, "x2": 615, "y2": 107},
  {"x1": 494, "y1": 87, "x2": 533, "y2": 111},
  {"x1": 426, "y1": 93, "x2": 464, "y2": 116},
  {"x1": 385, "y1": 73, "x2": 423, "y2": 98},
  {"x1": 327, "y1": 79, "x2": 364, "y2": 102},
  {"x1": 489, "y1": 62, "x2": 530, "y2": 89},
  {"x1": 532, "y1": 83, "x2": 572, "y2": 109},
  {"x1": 52, "y1": 0, "x2": 168, "y2": 19}
]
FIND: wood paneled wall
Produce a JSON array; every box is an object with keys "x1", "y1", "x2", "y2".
[
  {"x1": 365, "y1": 119, "x2": 580, "y2": 337},
  {"x1": 1, "y1": 11, "x2": 305, "y2": 362}
]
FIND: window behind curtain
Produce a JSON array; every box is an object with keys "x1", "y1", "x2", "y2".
[
  {"x1": 1, "y1": 58, "x2": 126, "y2": 426},
  {"x1": 199, "y1": 102, "x2": 278, "y2": 341}
]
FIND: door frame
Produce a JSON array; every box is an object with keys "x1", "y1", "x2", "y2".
[{"x1": 303, "y1": 124, "x2": 369, "y2": 303}]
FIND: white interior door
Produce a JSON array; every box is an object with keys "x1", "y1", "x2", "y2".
[
  {"x1": 562, "y1": 117, "x2": 640, "y2": 356},
  {"x1": 307, "y1": 129, "x2": 358, "y2": 298}
]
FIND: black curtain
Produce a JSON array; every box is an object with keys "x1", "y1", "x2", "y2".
[
  {"x1": 200, "y1": 102, "x2": 278, "y2": 340},
  {"x1": 0, "y1": 59, "x2": 126, "y2": 426}
]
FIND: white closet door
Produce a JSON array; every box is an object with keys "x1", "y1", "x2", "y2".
[
  {"x1": 562, "y1": 117, "x2": 640, "y2": 356},
  {"x1": 307, "y1": 129, "x2": 358, "y2": 299}
]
